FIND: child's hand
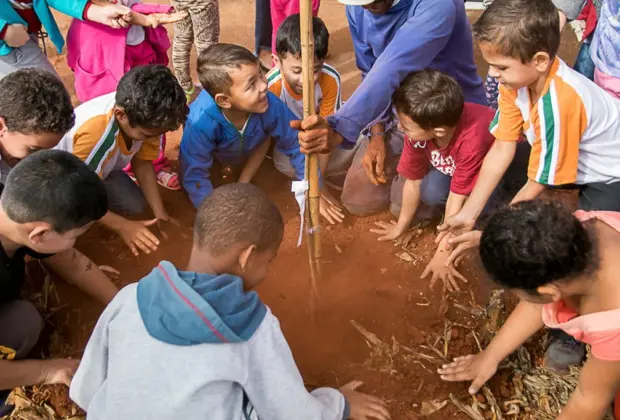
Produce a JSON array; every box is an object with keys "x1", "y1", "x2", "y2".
[
  {"x1": 320, "y1": 189, "x2": 345, "y2": 225},
  {"x1": 116, "y1": 218, "x2": 160, "y2": 256},
  {"x1": 40, "y1": 358, "x2": 80, "y2": 386},
  {"x1": 4, "y1": 24, "x2": 29, "y2": 48},
  {"x1": 438, "y1": 352, "x2": 499, "y2": 395},
  {"x1": 370, "y1": 220, "x2": 407, "y2": 242},
  {"x1": 340, "y1": 381, "x2": 390, "y2": 420},
  {"x1": 145, "y1": 10, "x2": 188, "y2": 28},
  {"x1": 421, "y1": 249, "x2": 467, "y2": 292}
]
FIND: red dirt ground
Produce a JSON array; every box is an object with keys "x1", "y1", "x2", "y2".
[{"x1": 27, "y1": 3, "x2": 581, "y2": 419}]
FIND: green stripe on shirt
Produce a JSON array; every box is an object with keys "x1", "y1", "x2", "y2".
[
  {"x1": 538, "y1": 91, "x2": 556, "y2": 184},
  {"x1": 87, "y1": 120, "x2": 118, "y2": 174}
]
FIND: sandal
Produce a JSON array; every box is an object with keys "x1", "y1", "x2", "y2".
[{"x1": 156, "y1": 170, "x2": 181, "y2": 191}]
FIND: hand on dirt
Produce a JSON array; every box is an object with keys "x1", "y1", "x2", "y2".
[
  {"x1": 421, "y1": 251, "x2": 468, "y2": 293},
  {"x1": 437, "y1": 353, "x2": 498, "y2": 395},
  {"x1": 370, "y1": 220, "x2": 406, "y2": 242},
  {"x1": 362, "y1": 136, "x2": 387, "y2": 185},
  {"x1": 437, "y1": 209, "x2": 477, "y2": 236},
  {"x1": 4, "y1": 24, "x2": 29, "y2": 48},
  {"x1": 117, "y1": 218, "x2": 160, "y2": 256},
  {"x1": 40, "y1": 359, "x2": 80, "y2": 386},
  {"x1": 340, "y1": 381, "x2": 390, "y2": 420},
  {"x1": 146, "y1": 10, "x2": 188, "y2": 27},
  {"x1": 445, "y1": 231, "x2": 482, "y2": 267},
  {"x1": 291, "y1": 115, "x2": 343, "y2": 154},
  {"x1": 320, "y1": 190, "x2": 345, "y2": 224}
]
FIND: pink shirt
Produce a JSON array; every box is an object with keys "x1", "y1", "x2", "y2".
[{"x1": 542, "y1": 210, "x2": 620, "y2": 361}]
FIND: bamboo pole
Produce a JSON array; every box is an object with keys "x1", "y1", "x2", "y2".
[{"x1": 299, "y1": 0, "x2": 322, "y2": 298}]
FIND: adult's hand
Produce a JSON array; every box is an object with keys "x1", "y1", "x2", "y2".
[
  {"x1": 436, "y1": 208, "x2": 477, "y2": 238},
  {"x1": 86, "y1": 2, "x2": 132, "y2": 28},
  {"x1": 362, "y1": 135, "x2": 387, "y2": 185},
  {"x1": 291, "y1": 115, "x2": 343, "y2": 154},
  {"x1": 445, "y1": 230, "x2": 482, "y2": 267}
]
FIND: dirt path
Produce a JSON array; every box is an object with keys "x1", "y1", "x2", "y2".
[{"x1": 28, "y1": 3, "x2": 582, "y2": 419}]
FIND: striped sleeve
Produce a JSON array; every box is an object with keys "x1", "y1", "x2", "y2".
[
  {"x1": 529, "y1": 80, "x2": 586, "y2": 185},
  {"x1": 490, "y1": 85, "x2": 523, "y2": 142},
  {"x1": 267, "y1": 68, "x2": 283, "y2": 98},
  {"x1": 71, "y1": 115, "x2": 118, "y2": 178},
  {"x1": 136, "y1": 137, "x2": 161, "y2": 161},
  {"x1": 317, "y1": 64, "x2": 342, "y2": 118}
]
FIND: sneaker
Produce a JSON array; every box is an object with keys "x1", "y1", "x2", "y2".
[
  {"x1": 543, "y1": 334, "x2": 586, "y2": 373},
  {"x1": 185, "y1": 85, "x2": 202, "y2": 104}
]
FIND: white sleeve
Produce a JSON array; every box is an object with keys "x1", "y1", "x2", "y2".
[
  {"x1": 69, "y1": 287, "x2": 128, "y2": 410},
  {"x1": 242, "y1": 311, "x2": 348, "y2": 420}
]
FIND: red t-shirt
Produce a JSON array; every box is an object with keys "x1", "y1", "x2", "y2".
[{"x1": 397, "y1": 103, "x2": 496, "y2": 196}]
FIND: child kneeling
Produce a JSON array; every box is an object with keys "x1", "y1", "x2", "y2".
[
  {"x1": 70, "y1": 183, "x2": 389, "y2": 420},
  {"x1": 439, "y1": 200, "x2": 620, "y2": 419}
]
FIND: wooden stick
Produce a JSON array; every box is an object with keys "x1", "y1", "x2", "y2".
[{"x1": 299, "y1": 0, "x2": 321, "y2": 300}]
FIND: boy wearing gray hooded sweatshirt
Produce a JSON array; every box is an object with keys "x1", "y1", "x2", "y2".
[{"x1": 70, "y1": 183, "x2": 390, "y2": 420}]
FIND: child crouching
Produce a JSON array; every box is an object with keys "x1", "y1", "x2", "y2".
[{"x1": 70, "y1": 183, "x2": 390, "y2": 420}]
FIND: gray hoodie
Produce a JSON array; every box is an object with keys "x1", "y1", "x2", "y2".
[{"x1": 70, "y1": 261, "x2": 348, "y2": 419}]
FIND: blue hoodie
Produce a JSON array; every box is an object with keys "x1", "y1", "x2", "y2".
[
  {"x1": 330, "y1": 0, "x2": 486, "y2": 145},
  {"x1": 180, "y1": 90, "x2": 306, "y2": 208},
  {"x1": 136, "y1": 261, "x2": 266, "y2": 344},
  {"x1": 71, "y1": 261, "x2": 349, "y2": 420}
]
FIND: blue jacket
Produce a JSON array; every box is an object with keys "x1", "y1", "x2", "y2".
[
  {"x1": 0, "y1": 0, "x2": 88, "y2": 56},
  {"x1": 180, "y1": 90, "x2": 306, "y2": 208},
  {"x1": 137, "y1": 261, "x2": 267, "y2": 345},
  {"x1": 330, "y1": 0, "x2": 486, "y2": 145}
]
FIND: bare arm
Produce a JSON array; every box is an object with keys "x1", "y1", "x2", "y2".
[
  {"x1": 239, "y1": 138, "x2": 271, "y2": 183},
  {"x1": 0, "y1": 359, "x2": 79, "y2": 390},
  {"x1": 510, "y1": 179, "x2": 547, "y2": 204},
  {"x1": 43, "y1": 249, "x2": 118, "y2": 305},
  {"x1": 132, "y1": 156, "x2": 168, "y2": 220},
  {"x1": 558, "y1": 357, "x2": 620, "y2": 420}
]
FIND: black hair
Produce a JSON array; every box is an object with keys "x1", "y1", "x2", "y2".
[
  {"x1": 275, "y1": 14, "x2": 329, "y2": 60},
  {"x1": 473, "y1": 0, "x2": 560, "y2": 63},
  {"x1": 194, "y1": 183, "x2": 284, "y2": 256},
  {"x1": 197, "y1": 44, "x2": 259, "y2": 97},
  {"x1": 115, "y1": 65, "x2": 188, "y2": 132},
  {"x1": 1, "y1": 150, "x2": 108, "y2": 233},
  {"x1": 392, "y1": 69, "x2": 464, "y2": 130},
  {"x1": 479, "y1": 200, "x2": 598, "y2": 293},
  {"x1": 0, "y1": 68, "x2": 74, "y2": 135}
]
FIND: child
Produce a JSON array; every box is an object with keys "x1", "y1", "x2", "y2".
[
  {"x1": 180, "y1": 43, "x2": 306, "y2": 209},
  {"x1": 56, "y1": 65, "x2": 188, "y2": 257},
  {"x1": 170, "y1": 0, "x2": 220, "y2": 100},
  {"x1": 70, "y1": 182, "x2": 390, "y2": 420},
  {"x1": 0, "y1": 0, "x2": 131, "y2": 78},
  {"x1": 67, "y1": 2, "x2": 187, "y2": 191},
  {"x1": 0, "y1": 68, "x2": 75, "y2": 183},
  {"x1": 270, "y1": 0, "x2": 319, "y2": 59},
  {"x1": 439, "y1": 200, "x2": 620, "y2": 420},
  {"x1": 266, "y1": 14, "x2": 347, "y2": 224},
  {"x1": 370, "y1": 70, "x2": 496, "y2": 291},
  {"x1": 441, "y1": 0, "x2": 620, "y2": 235},
  {"x1": 0, "y1": 150, "x2": 117, "y2": 414}
]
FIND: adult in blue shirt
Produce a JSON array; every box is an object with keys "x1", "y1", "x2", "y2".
[{"x1": 296, "y1": 0, "x2": 485, "y2": 216}]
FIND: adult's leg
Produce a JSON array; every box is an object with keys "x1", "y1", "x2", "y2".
[
  {"x1": 341, "y1": 129, "x2": 403, "y2": 216},
  {"x1": 0, "y1": 300, "x2": 44, "y2": 415},
  {"x1": 191, "y1": 0, "x2": 220, "y2": 55},
  {"x1": 171, "y1": 10, "x2": 195, "y2": 92},
  {"x1": 255, "y1": 0, "x2": 273, "y2": 55},
  {"x1": 0, "y1": 36, "x2": 59, "y2": 80},
  {"x1": 103, "y1": 171, "x2": 148, "y2": 216}
]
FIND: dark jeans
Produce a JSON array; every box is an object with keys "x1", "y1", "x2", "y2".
[
  {"x1": 255, "y1": 0, "x2": 272, "y2": 53},
  {"x1": 103, "y1": 170, "x2": 148, "y2": 216},
  {"x1": 0, "y1": 300, "x2": 44, "y2": 415},
  {"x1": 573, "y1": 36, "x2": 595, "y2": 81}
]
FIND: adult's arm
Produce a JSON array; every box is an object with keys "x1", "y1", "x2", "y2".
[{"x1": 329, "y1": 0, "x2": 456, "y2": 144}]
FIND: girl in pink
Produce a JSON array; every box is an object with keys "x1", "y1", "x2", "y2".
[
  {"x1": 270, "y1": 0, "x2": 319, "y2": 55},
  {"x1": 66, "y1": 2, "x2": 186, "y2": 190},
  {"x1": 438, "y1": 200, "x2": 620, "y2": 419}
]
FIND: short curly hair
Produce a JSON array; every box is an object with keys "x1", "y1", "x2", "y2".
[
  {"x1": 0, "y1": 69, "x2": 74, "y2": 135},
  {"x1": 479, "y1": 200, "x2": 598, "y2": 293},
  {"x1": 115, "y1": 65, "x2": 188, "y2": 132}
]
